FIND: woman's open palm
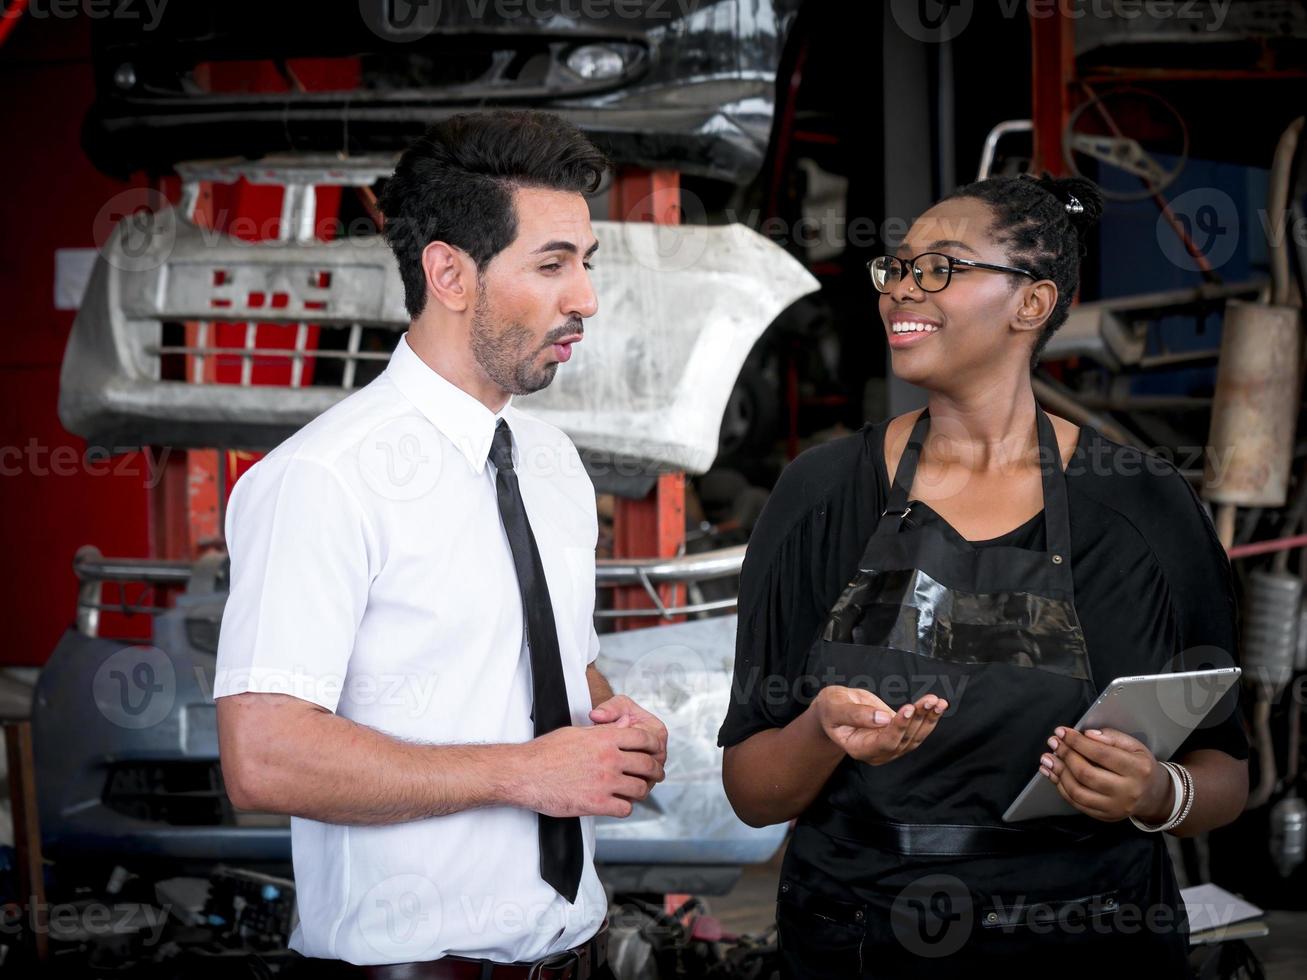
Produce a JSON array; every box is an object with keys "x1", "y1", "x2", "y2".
[{"x1": 815, "y1": 685, "x2": 948, "y2": 765}]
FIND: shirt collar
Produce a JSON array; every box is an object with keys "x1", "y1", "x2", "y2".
[{"x1": 384, "y1": 332, "x2": 514, "y2": 474}]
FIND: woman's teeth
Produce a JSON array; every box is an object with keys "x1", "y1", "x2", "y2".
[{"x1": 892, "y1": 321, "x2": 941, "y2": 334}]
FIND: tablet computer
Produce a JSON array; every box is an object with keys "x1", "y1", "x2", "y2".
[{"x1": 1002, "y1": 667, "x2": 1242, "y2": 823}]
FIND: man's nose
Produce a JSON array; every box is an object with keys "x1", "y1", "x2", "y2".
[{"x1": 567, "y1": 269, "x2": 599, "y2": 319}]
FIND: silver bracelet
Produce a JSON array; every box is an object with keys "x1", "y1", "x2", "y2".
[
  {"x1": 1130, "y1": 761, "x2": 1186, "y2": 833},
  {"x1": 1170, "y1": 763, "x2": 1196, "y2": 830}
]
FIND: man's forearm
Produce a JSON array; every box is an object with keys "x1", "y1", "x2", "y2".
[{"x1": 218, "y1": 693, "x2": 530, "y2": 825}]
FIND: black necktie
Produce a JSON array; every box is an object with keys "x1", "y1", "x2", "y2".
[{"x1": 488, "y1": 418, "x2": 584, "y2": 904}]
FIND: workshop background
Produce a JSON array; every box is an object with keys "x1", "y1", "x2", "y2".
[{"x1": 1, "y1": 0, "x2": 1306, "y2": 977}]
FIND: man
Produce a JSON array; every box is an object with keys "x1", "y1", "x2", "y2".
[{"x1": 214, "y1": 110, "x2": 667, "y2": 977}]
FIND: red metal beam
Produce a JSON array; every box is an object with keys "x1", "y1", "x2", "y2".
[
  {"x1": 608, "y1": 168, "x2": 686, "y2": 630},
  {"x1": 1030, "y1": 11, "x2": 1076, "y2": 176}
]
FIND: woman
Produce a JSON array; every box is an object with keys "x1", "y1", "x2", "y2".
[{"x1": 719, "y1": 174, "x2": 1249, "y2": 977}]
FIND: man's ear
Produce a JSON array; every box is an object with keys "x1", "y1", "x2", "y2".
[
  {"x1": 1012, "y1": 279, "x2": 1058, "y2": 335},
  {"x1": 421, "y1": 241, "x2": 476, "y2": 313}
]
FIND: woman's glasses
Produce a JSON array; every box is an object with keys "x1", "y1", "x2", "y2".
[{"x1": 868, "y1": 252, "x2": 1038, "y2": 293}]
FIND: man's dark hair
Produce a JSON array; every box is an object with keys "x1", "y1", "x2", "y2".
[
  {"x1": 379, "y1": 110, "x2": 611, "y2": 319},
  {"x1": 941, "y1": 173, "x2": 1104, "y2": 368}
]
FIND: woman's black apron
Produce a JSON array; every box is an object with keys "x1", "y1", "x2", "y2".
[{"x1": 776, "y1": 406, "x2": 1189, "y2": 978}]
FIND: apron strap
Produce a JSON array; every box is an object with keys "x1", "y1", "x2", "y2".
[
  {"x1": 877, "y1": 408, "x2": 932, "y2": 535},
  {"x1": 1035, "y1": 404, "x2": 1074, "y2": 575},
  {"x1": 877, "y1": 405, "x2": 1077, "y2": 597}
]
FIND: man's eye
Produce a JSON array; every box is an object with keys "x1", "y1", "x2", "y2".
[
  {"x1": 541, "y1": 263, "x2": 561, "y2": 272},
  {"x1": 583, "y1": 262, "x2": 594, "y2": 271}
]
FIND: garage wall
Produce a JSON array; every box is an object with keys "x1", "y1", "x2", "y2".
[{"x1": 0, "y1": 15, "x2": 152, "y2": 665}]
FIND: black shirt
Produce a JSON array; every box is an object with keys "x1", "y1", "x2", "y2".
[{"x1": 718, "y1": 417, "x2": 1249, "y2": 762}]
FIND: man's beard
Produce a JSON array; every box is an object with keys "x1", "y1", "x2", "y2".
[{"x1": 470, "y1": 291, "x2": 580, "y2": 396}]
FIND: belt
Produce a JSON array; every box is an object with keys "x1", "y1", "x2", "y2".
[
  {"x1": 805, "y1": 804, "x2": 1100, "y2": 856},
  {"x1": 346, "y1": 925, "x2": 608, "y2": 980}
]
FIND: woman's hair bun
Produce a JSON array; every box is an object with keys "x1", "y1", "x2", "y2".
[{"x1": 1030, "y1": 173, "x2": 1104, "y2": 237}]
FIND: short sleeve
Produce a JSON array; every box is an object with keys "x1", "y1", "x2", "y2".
[
  {"x1": 1151, "y1": 469, "x2": 1249, "y2": 761},
  {"x1": 586, "y1": 622, "x2": 601, "y2": 665},
  {"x1": 214, "y1": 456, "x2": 376, "y2": 713}
]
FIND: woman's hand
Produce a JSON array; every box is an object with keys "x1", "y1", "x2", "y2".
[
  {"x1": 814, "y1": 686, "x2": 949, "y2": 766},
  {"x1": 1040, "y1": 727, "x2": 1173, "y2": 823}
]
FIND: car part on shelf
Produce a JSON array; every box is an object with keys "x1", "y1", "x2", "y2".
[
  {"x1": 1204, "y1": 117, "x2": 1305, "y2": 516},
  {"x1": 1269, "y1": 794, "x2": 1307, "y2": 879},
  {"x1": 82, "y1": 0, "x2": 801, "y2": 185},
  {"x1": 69, "y1": 545, "x2": 746, "y2": 636},
  {"x1": 1063, "y1": 88, "x2": 1187, "y2": 201},
  {"x1": 1242, "y1": 570, "x2": 1304, "y2": 811},
  {"x1": 38, "y1": 549, "x2": 784, "y2": 878},
  {"x1": 59, "y1": 209, "x2": 819, "y2": 479}
]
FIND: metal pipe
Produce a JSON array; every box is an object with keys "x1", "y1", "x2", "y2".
[
  {"x1": 1269, "y1": 117, "x2": 1305, "y2": 308},
  {"x1": 72, "y1": 546, "x2": 746, "y2": 589},
  {"x1": 595, "y1": 546, "x2": 745, "y2": 585},
  {"x1": 977, "y1": 120, "x2": 1031, "y2": 181},
  {"x1": 594, "y1": 598, "x2": 737, "y2": 620},
  {"x1": 73, "y1": 553, "x2": 199, "y2": 585},
  {"x1": 1228, "y1": 533, "x2": 1307, "y2": 561},
  {"x1": 1032, "y1": 377, "x2": 1140, "y2": 447}
]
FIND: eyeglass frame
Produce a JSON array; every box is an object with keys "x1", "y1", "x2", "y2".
[{"x1": 867, "y1": 251, "x2": 1040, "y2": 293}]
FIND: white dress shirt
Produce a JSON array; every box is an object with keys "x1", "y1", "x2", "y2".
[{"x1": 213, "y1": 331, "x2": 608, "y2": 965}]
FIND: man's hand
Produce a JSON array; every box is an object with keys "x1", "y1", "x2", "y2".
[
  {"x1": 1041, "y1": 726, "x2": 1171, "y2": 823},
  {"x1": 814, "y1": 686, "x2": 948, "y2": 766},
  {"x1": 589, "y1": 694, "x2": 668, "y2": 769},
  {"x1": 516, "y1": 724, "x2": 666, "y2": 819}
]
